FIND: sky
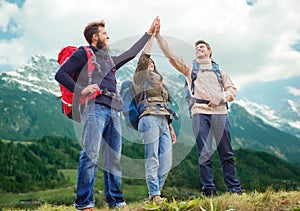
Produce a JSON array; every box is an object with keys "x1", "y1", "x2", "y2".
[{"x1": 1, "y1": 0, "x2": 300, "y2": 90}]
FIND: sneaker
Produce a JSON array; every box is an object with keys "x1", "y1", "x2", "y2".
[
  {"x1": 117, "y1": 205, "x2": 130, "y2": 211},
  {"x1": 202, "y1": 189, "x2": 218, "y2": 197},
  {"x1": 228, "y1": 187, "x2": 243, "y2": 195},
  {"x1": 228, "y1": 190, "x2": 243, "y2": 195},
  {"x1": 111, "y1": 202, "x2": 129, "y2": 210}
]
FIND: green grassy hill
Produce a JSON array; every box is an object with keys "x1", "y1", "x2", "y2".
[
  {"x1": 0, "y1": 136, "x2": 300, "y2": 210},
  {"x1": 1, "y1": 190, "x2": 300, "y2": 211},
  {"x1": 0, "y1": 136, "x2": 80, "y2": 193},
  {"x1": 164, "y1": 145, "x2": 300, "y2": 197}
]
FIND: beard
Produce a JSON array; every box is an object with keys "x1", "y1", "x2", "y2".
[{"x1": 96, "y1": 40, "x2": 110, "y2": 51}]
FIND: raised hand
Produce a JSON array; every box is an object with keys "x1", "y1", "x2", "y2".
[
  {"x1": 154, "y1": 17, "x2": 160, "y2": 34},
  {"x1": 148, "y1": 16, "x2": 160, "y2": 34}
]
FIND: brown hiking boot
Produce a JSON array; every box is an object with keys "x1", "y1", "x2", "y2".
[
  {"x1": 119, "y1": 205, "x2": 130, "y2": 210},
  {"x1": 82, "y1": 208, "x2": 95, "y2": 211},
  {"x1": 150, "y1": 195, "x2": 166, "y2": 204}
]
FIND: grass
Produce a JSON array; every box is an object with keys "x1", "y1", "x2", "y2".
[
  {"x1": 59, "y1": 169, "x2": 78, "y2": 184},
  {"x1": 0, "y1": 169, "x2": 148, "y2": 210},
  {"x1": 139, "y1": 190, "x2": 300, "y2": 211},
  {"x1": 1, "y1": 170, "x2": 299, "y2": 210},
  {"x1": 1, "y1": 189, "x2": 299, "y2": 210}
]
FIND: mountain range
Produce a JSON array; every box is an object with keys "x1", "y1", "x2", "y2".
[{"x1": 0, "y1": 53, "x2": 299, "y2": 168}]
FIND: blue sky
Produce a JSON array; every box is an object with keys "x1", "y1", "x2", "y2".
[{"x1": 0, "y1": 0, "x2": 300, "y2": 93}]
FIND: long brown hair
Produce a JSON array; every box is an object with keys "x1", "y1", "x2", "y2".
[{"x1": 147, "y1": 58, "x2": 170, "y2": 101}]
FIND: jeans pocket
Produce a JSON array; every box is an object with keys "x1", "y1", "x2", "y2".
[{"x1": 138, "y1": 116, "x2": 151, "y2": 133}]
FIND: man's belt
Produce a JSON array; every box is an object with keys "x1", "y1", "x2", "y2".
[
  {"x1": 101, "y1": 88, "x2": 122, "y2": 101},
  {"x1": 191, "y1": 97, "x2": 228, "y2": 109},
  {"x1": 191, "y1": 98, "x2": 210, "y2": 104}
]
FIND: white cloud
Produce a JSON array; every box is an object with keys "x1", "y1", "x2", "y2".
[
  {"x1": 0, "y1": 0, "x2": 300, "y2": 88},
  {"x1": 286, "y1": 86, "x2": 300, "y2": 96},
  {"x1": 0, "y1": 1, "x2": 19, "y2": 31}
]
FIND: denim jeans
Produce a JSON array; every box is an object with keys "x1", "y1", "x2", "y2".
[
  {"x1": 74, "y1": 104, "x2": 125, "y2": 209},
  {"x1": 192, "y1": 114, "x2": 242, "y2": 193},
  {"x1": 138, "y1": 115, "x2": 172, "y2": 197}
]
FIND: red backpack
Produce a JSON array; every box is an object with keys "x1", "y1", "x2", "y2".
[{"x1": 57, "y1": 46, "x2": 100, "y2": 122}]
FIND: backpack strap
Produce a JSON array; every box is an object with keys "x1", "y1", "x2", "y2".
[
  {"x1": 190, "y1": 59, "x2": 223, "y2": 95},
  {"x1": 211, "y1": 60, "x2": 223, "y2": 91},
  {"x1": 191, "y1": 60, "x2": 199, "y2": 95},
  {"x1": 142, "y1": 79, "x2": 149, "y2": 106},
  {"x1": 83, "y1": 46, "x2": 96, "y2": 83},
  {"x1": 110, "y1": 57, "x2": 117, "y2": 74},
  {"x1": 82, "y1": 46, "x2": 98, "y2": 106}
]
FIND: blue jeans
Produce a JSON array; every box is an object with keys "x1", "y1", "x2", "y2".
[
  {"x1": 138, "y1": 115, "x2": 172, "y2": 197},
  {"x1": 192, "y1": 114, "x2": 242, "y2": 193},
  {"x1": 74, "y1": 104, "x2": 125, "y2": 209}
]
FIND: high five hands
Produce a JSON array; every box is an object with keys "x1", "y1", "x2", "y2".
[{"x1": 148, "y1": 16, "x2": 161, "y2": 35}]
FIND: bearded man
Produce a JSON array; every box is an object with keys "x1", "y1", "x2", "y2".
[{"x1": 55, "y1": 18, "x2": 159, "y2": 210}]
